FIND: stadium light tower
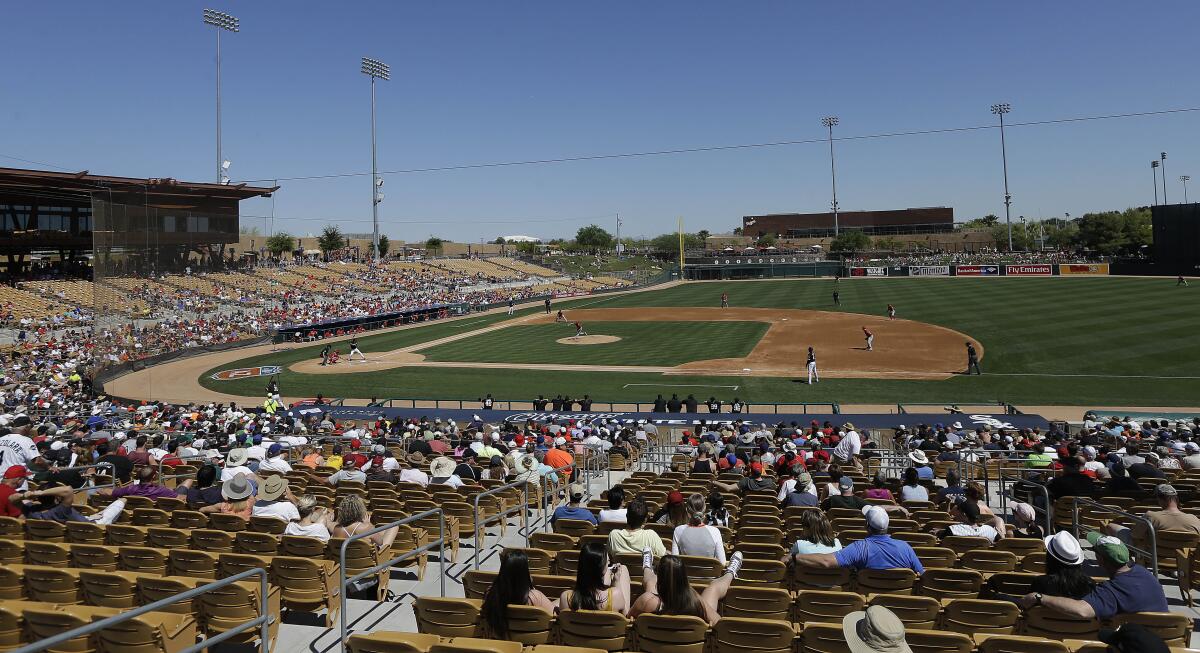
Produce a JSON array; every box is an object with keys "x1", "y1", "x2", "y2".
[
  {"x1": 361, "y1": 57, "x2": 390, "y2": 264},
  {"x1": 1151, "y1": 160, "x2": 1160, "y2": 205},
  {"x1": 1182, "y1": 175, "x2": 1191, "y2": 204},
  {"x1": 990, "y1": 103, "x2": 1013, "y2": 251},
  {"x1": 821, "y1": 116, "x2": 840, "y2": 237},
  {"x1": 203, "y1": 9, "x2": 238, "y2": 184},
  {"x1": 1160, "y1": 152, "x2": 1168, "y2": 204}
]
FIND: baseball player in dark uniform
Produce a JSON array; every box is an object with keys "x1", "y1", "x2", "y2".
[
  {"x1": 544, "y1": 297, "x2": 552, "y2": 314},
  {"x1": 348, "y1": 337, "x2": 366, "y2": 361},
  {"x1": 806, "y1": 347, "x2": 819, "y2": 384},
  {"x1": 966, "y1": 342, "x2": 981, "y2": 375},
  {"x1": 706, "y1": 397, "x2": 721, "y2": 413},
  {"x1": 833, "y1": 290, "x2": 841, "y2": 306},
  {"x1": 319, "y1": 343, "x2": 332, "y2": 366}
]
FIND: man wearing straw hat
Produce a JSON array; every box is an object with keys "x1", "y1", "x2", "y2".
[
  {"x1": 253, "y1": 475, "x2": 299, "y2": 522},
  {"x1": 399, "y1": 451, "x2": 429, "y2": 487},
  {"x1": 428, "y1": 456, "x2": 464, "y2": 489}
]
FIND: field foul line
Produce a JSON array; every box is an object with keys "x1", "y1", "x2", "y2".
[
  {"x1": 622, "y1": 383, "x2": 740, "y2": 390},
  {"x1": 449, "y1": 319, "x2": 492, "y2": 329}
]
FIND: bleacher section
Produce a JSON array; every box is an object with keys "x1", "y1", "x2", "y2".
[
  {"x1": 491, "y1": 257, "x2": 559, "y2": 278},
  {"x1": 0, "y1": 285, "x2": 77, "y2": 323}
]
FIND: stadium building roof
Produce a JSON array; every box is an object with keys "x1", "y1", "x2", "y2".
[{"x1": 0, "y1": 166, "x2": 278, "y2": 201}]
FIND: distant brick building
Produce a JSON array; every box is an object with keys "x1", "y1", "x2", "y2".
[{"x1": 743, "y1": 207, "x2": 953, "y2": 238}]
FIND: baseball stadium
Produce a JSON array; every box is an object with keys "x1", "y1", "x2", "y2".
[{"x1": 4, "y1": 4, "x2": 1200, "y2": 653}]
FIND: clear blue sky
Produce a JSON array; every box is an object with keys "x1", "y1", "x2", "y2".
[{"x1": 4, "y1": 1, "x2": 1199, "y2": 243}]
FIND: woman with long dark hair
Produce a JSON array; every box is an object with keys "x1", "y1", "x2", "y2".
[
  {"x1": 629, "y1": 548, "x2": 743, "y2": 625},
  {"x1": 481, "y1": 549, "x2": 554, "y2": 638},
  {"x1": 557, "y1": 542, "x2": 631, "y2": 614}
]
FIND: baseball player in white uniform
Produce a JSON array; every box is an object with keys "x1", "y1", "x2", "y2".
[
  {"x1": 806, "y1": 347, "x2": 819, "y2": 384},
  {"x1": 348, "y1": 337, "x2": 367, "y2": 361}
]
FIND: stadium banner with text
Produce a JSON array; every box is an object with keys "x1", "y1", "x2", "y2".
[
  {"x1": 850, "y1": 267, "x2": 888, "y2": 277},
  {"x1": 954, "y1": 265, "x2": 1000, "y2": 276},
  {"x1": 286, "y1": 406, "x2": 1050, "y2": 431},
  {"x1": 909, "y1": 265, "x2": 951, "y2": 277},
  {"x1": 1059, "y1": 263, "x2": 1110, "y2": 276},
  {"x1": 1005, "y1": 264, "x2": 1054, "y2": 277}
]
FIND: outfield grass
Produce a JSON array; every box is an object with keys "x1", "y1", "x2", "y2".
[
  {"x1": 420, "y1": 321, "x2": 768, "y2": 366},
  {"x1": 199, "y1": 277, "x2": 1200, "y2": 406}
]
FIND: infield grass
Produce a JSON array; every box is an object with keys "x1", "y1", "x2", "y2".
[
  {"x1": 199, "y1": 277, "x2": 1200, "y2": 406},
  {"x1": 419, "y1": 321, "x2": 768, "y2": 366}
]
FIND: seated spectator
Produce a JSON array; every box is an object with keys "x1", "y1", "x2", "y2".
[
  {"x1": 608, "y1": 498, "x2": 666, "y2": 558},
  {"x1": 786, "y1": 509, "x2": 842, "y2": 557},
  {"x1": 551, "y1": 483, "x2": 597, "y2": 526},
  {"x1": 671, "y1": 494, "x2": 726, "y2": 563},
  {"x1": 1099, "y1": 623, "x2": 1171, "y2": 653},
  {"x1": 109, "y1": 467, "x2": 184, "y2": 500},
  {"x1": 1047, "y1": 455, "x2": 1095, "y2": 501},
  {"x1": 428, "y1": 456, "x2": 464, "y2": 488},
  {"x1": 690, "y1": 445, "x2": 716, "y2": 475},
  {"x1": 221, "y1": 448, "x2": 253, "y2": 481},
  {"x1": 253, "y1": 475, "x2": 299, "y2": 522},
  {"x1": 8, "y1": 474, "x2": 124, "y2": 524},
  {"x1": 793, "y1": 506, "x2": 924, "y2": 573},
  {"x1": 1128, "y1": 453, "x2": 1167, "y2": 480},
  {"x1": 822, "y1": 476, "x2": 867, "y2": 511},
  {"x1": 298, "y1": 446, "x2": 323, "y2": 469},
  {"x1": 1019, "y1": 532, "x2": 1167, "y2": 618},
  {"x1": 1104, "y1": 483, "x2": 1200, "y2": 543},
  {"x1": 482, "y1": 549, "x2": 555, "y2": 638},
  {"x1": 629, "y1": 550, "x2": 743, "y2": 624},
  {"x1": 257, "y1": 444, "x2": 292, "y2": 473},
  {"x1": 908, "y1": 450, "x2": 934, "y2": 479},
  {"x1": 332, "y1": 494, "x2": 397, "y2": 549},
  {"x1": 899, "y1": 467, "x2": 929, "y2": 502},
  {"x1": 284, "y1": 495, "x2": 334, "y2": 541},
  {"x1": 821, "y1": 464, "x2": 843, "y2": 498},
  {"x1": 935, "y1": 498, "x2": 1004, "y2": 542},
  {"x1": 398, "y1": 452, "x2": 429, "y2": 486},
  {"x1": 1009, "y1": 502, "x2": 1045, "y2": 539},
  {"x1": 842, "y1": 606, "x2": 912, "y2": 653},
  {"x1": 655, "y1": 491, "x2": 689, "y2": 528},
  {"x1": 865, "y1": 472, "x2": 894, "y2": 501},
  {"x1": 558, "y1": 541, "x2": 631, "y2": 615},
  {"x1": 935, "y1": 469, "x2": 966, "y2": 506},
  {"x1": 705, "y1": 492, "x2": 730, "y2": 527},
  {"x1": 454, "y1": 448, "x2": 481, "y2": 482},
  {"x1": 1105, "y1": 461, "x2": 1140, "y2": 493},
  {"x1": 182, "y1": 464, "x2": 224, "y2": 508},
  {"x1": 782, "y1": 471, "x2": 819, "y2": 507},
  {"x1": 598, "y1": 485, "x2": 627, "y2": 523},
  {"x1": 713, "y1": 462, "x2": 776, "y2": 494},
  {"x1": 326, "y1": 458, "x2": 367, "y2": 486},
  {"x1": 200, "y1": 473, "x2": 255, "y2": 520},
  {"x1": 1027, "y1": 531, "x2": 1095, "y2": 599}
]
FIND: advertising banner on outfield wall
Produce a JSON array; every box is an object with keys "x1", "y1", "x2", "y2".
[
  {"x1": 1059, "y1": 263, "x2": 1110, "y2": 275},
  {"x1": 850, "y1": 267, "x2": 887, "y2": 277},
  {"x1": 909, "y1": 266, "x2": 951, "y2": 277},
  {"x1": 955, "y1": 265, "x2": 1000, "y2": 276},
  {"x1": 1005, "y1": 264, "x2": 1054, "y2": 277}
]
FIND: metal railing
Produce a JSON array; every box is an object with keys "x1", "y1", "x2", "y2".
[
  {"x1": 471, "y1": 480, "x2": 532, "y2": 568},
  {"x1": 8, "y1": 568, "x2": 272, "y2": 653},
  {"x1": 1071, "y1": 497, "x2": 1157, "y2": 576},
  {"x1": 1002, "y1": 475, "x2": 1052, "y2": 538},
  {"x1": 375, "y1": 398, "x2": 842, "y2": 415},
  {"x1": 338, "y1": 508, "x2": 446, "y2": 652},
  {"x1": 895, "y1": 401, "x2": 1014, "y2": 415}
]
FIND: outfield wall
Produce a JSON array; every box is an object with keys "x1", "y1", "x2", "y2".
[{"x1": 848, "y1": 263, "x2": 1110, "y2": 277}]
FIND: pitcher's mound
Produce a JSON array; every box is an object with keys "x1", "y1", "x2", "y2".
[{"x1": 557, "y1": 335, "x2": 622, "y2": 345}]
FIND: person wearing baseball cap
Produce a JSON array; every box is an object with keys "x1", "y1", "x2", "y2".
[
  {"x1": 792, "y1": 505, "x2": 923, "y2": 574},
  {"x1": 550, "y1": 483, "x2": 596, "y2": 526},
  {"x1": 0, "y1": 466, "x2": 34, "y2": 517},
  {"x1": 822, "y1": 476, "x2": 867, "y2": 511},
  {"x1": 257, "y1": 443, "x2": 293, "y2": 474},
  {"x1": 544, "y1": 436, "x2": 574, "y2": 483},
  {"x1": 1019, "y1": 531, "x2": 1167, "y2": 618},
  {"x1": 1101, "y1": 483, "x2": 1200, "y2": 546}
]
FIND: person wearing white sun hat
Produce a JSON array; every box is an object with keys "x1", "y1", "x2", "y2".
[{"x1": 842, "y1": 605, "x2": 912, "y2": 653}]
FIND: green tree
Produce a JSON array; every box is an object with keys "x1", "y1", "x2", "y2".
[
  {"x1": 492, "y1": 237, "x2": 507, "y2": 245},
  {"x1": 265, "y1": 232, "x2": 295, "y2": 257},
  {"x1": 732, "y1": 227, "x2": 743, "y2": 235},
  {"x1": 873, "y1": 236, "x2": 905, "y2": 251},
  {"x1": 755, "y1": 233, "x2": 778, "y2": 247},
  {"x1": 377, "y1": 234, "x2": 390, "y2": 258},
  {"x1": 1119, "y1": 207, "x2": 1152, "y2": 252},
  {"x1": 1076, "y1": 212, "x2": 1127, "y2": 254},
  {"x1": 574, "y1": 224, "x2": 615, "y2": 253},
  {"x1": 317, "y1": 226, "x2": 346, "y2": 260},
  {"x1": 829, "y1": 230, "x2": 870, "y2": 252},
  {"x1": 990, "y1": 223, "x2": 1034, "y2": 251},
  {"x1": 962, "y1": 214, "x2": 1001, "y2": 229},
  {"x1": 514, "y1": 241, "x2": 538, "y2": 255},
  {"x1": 425, "y1": 237, "x2": 445, "y2": 256},
  {"x1": 1043, "y1": 220, "x2": 1079, "y2": 249},
  {"x1": 649, "y1": 232, "x2": 705, "y2": 259},
  {"x1": 697, "y1": 229, "x2": 711, "y2": 243}
]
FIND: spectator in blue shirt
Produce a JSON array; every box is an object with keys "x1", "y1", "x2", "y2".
[
  {"x1": 551, "y1": 483, "x2": 597, "y2": 526},
  {"x1": 910, "y1": 450, "x2": 935, "y2": 480},
  {"x1": 1019, "y1": 532, "x2": 1167, "y2": 619},
  {"x1": 791, "y1": 506, "x2": 924, "y2": 574}
]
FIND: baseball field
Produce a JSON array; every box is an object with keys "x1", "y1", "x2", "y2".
[{"x1": 135, "y1": 276, "x2": 1199, "y2": 407}]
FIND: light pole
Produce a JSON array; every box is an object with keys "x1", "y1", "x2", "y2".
[
  {"x1": 361, "y1": 57, "x2": 390, "y2": 264},
  {"x1": 821, "y1": 116, "x2": 840, "y2": 237},
  {"x1": 1151, "y1": 160, "x2": 1160, "y2": 205},
  {"x1": 203, "y1": 9, "x2": 238, "y2": 184},
  {"x1": 990, "y1": 103, "x2": 1013, "y2": 251},
  {"x1": 1182, "y1": 175, "x2": 1191, "y2": 204},
  {"x1": 1160, "y1": 152, "x2": 1168, "y2": 204}
]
